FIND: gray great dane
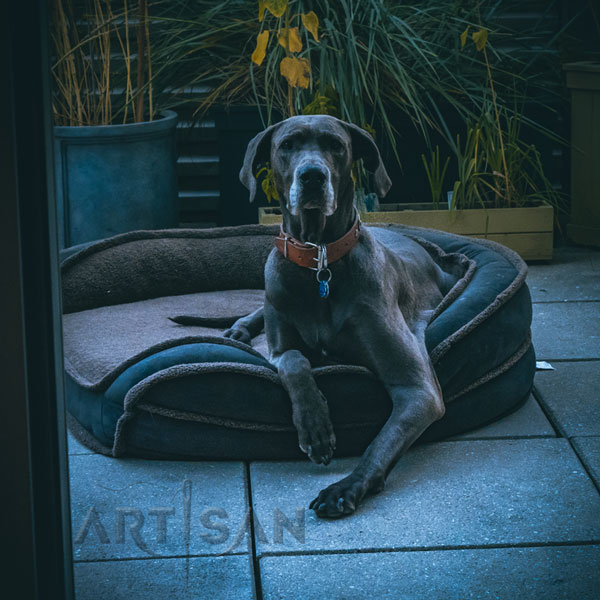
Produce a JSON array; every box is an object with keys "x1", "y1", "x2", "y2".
[{"x1": 228, "y1": 115, "x2": 458, "y2": 518}]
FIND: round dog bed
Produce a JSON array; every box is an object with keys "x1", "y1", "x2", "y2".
[{"x1": 62, "y1": 223, "x2": 535, "y2": 460}]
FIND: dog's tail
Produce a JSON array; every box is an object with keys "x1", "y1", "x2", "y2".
[{"x1": 168, "y1": 314, "x2": 248, "y2": 328}]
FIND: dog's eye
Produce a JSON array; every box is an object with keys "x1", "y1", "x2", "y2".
[
  {"x1": 280, "y1": 139, "x2": 293, "y2": 150},
  {"x1": 329, "y1": 139, "x2": 344, "y2": 152}
]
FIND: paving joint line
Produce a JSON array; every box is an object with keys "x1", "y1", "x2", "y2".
[
  {"x1": 531, "y1": 386, "x2": 564, "y2": 438},
  {"x1": 532, "y1": 300, "x2": 600, "y2": 304},
  {"x1": 73, "y1": 551, "x2": 247, "y2": 564},
  {"x1": 569, "y1": 440, "x2": 600, "y2": 496},
  {"x1": 535, "y1": 358, "x2": 600, "y2": 363},
  {"x1": 437, "y1": 435, "x2": 557, "y2": 443},
  {"x1": 257, "y1": 539, "x2": 600, "y2": 559},
  {"x1": 244, "y1": 461, "x2": 264, "y2": 600}
]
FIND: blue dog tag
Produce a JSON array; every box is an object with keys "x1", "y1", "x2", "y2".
[
  {"x1": 319, "y1": 280, "x2": 330, "y2": 298},
  {"x1": 316, "y1": 266, "x2": 332, "y2": 299}
]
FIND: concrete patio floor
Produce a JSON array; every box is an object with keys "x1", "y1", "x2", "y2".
[{"x1": 67, "y1": 244, "x2": 600, "y2": 599}]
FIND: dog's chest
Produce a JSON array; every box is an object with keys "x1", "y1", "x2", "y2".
[
  {"x1": 293, "y1": 305, "x2": 337, "y2": 352},
  {"x1": 280, "y1": 286, "x2": 354, "y2": 358}
]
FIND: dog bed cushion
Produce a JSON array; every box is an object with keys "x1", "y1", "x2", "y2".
[{"x1": 62, "y1": 224, "x2": 535, "y2": 460}]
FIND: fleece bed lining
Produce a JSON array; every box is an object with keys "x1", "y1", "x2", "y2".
[{"x1": 63, "y1": 230, "x2": 479, "y2": 392}]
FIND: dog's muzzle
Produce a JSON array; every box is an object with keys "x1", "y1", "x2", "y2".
[{"x1": 288, "y1": 161, "x2": 335, "y2": 215}]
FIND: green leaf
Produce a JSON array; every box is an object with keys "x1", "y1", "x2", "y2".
[
  {"x1": 302, "y1": 91, "x2": 338, "y2": 116},
  {"x1": 257, "y1": 164, "x2": 278, "y2": 202}
]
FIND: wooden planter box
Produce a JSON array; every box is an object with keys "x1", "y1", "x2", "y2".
[
  {"x1": 259, "y1": 201, "x2": 554, "y2": 260},
  {"x1": 564, "y1": 61, "x2": 600, "y2": 247}
]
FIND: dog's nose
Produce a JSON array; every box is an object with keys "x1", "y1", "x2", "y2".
[{"x1": 299, "y1": 167, "x2": 326, "y2": 188}]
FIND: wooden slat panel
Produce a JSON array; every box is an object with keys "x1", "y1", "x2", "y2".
[
  {"x1": 176, "y1": 119, "x2": 218, "y2": 143},
  {"x1": 176, "y1": 155, "x2": 219, "y2": 177},
  {"x1": 175, "y1": 112, "x2": 219, "y2": 225},
  {"x1": 178, "y1": 190, "x2": 220, "y2": 211}
]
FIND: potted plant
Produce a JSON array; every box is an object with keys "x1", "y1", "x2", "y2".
[
  {"x1": 188, "y1": 0, "x2": 499, "y2": 222},
  {"x1": 354, "y1": 107, "x2": 557, "y2": 261},
  {"x1": 51, "y1": 0, "x2": 178, "y2": 248},
  {"x1": 251, "y1": 11, "x2": 561, "y2": 260},
  {"x1": 120, "y1": 0, "x2": 563, "y2": 252}
]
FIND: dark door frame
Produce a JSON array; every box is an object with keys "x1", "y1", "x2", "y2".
[{"x1": 1, "y1": 2, "x2": 74, "y2": 598}]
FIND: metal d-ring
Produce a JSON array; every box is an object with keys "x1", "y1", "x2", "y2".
[{"x1": 316, "y1": 267, "x2": 332, "y2": 283}]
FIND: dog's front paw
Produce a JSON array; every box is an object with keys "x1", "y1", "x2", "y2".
[
  {"x1": 310, "y1": 475, "x2": 377, "y2": 518},
  {"x1": 294, "y1": 393, "x2": 336, "y2": 466},
  {"x1": 223, "y1": 326, "x2": 252, "y2": 345}
]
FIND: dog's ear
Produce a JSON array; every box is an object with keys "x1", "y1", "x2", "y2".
[
  {"x1": 239, "y1": 122, "x2": 280, "y2": 203},
  {"x1": 344, "y1": 122, "x2": 392, "y2": 198}
]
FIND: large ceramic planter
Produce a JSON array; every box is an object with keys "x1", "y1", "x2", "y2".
[
  {"x1": 259, "y1": 201, "x2": 554, "y2": 260},
  {"x1": 564, "y1": 61, "x2": 600, "y2": 247},
  {"x1": 54, "y1": 110, "x2": 178, "y2": 248}
]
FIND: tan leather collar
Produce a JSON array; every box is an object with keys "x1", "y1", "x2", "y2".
[{"x1": 275, "y1": 213, "x2": 361, "y2": 269}]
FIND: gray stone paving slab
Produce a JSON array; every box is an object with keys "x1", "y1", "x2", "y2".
[
  {"x1": 573, "y1": 437, "x2": 600, "y2": 488},
  {"x1": 531, "y1": 302, "x2": 600, "y2": 360},
  {"x1": 527, "y1": 246, "x2": 600, "y2": 302},
  {"x1": 74, "y1": 555, "x2": 254, "y2": 600},
  {"x1": 260, "y1": 545, "x2": 600, "y2": 600},
  {"x1": 450, "y1": 394, "x2": 555, "y2": 439},
  {"x1": 534, "y1": 362, "x2": 600, "y2": 437},
  {"x1": 249, "y1": 439, "x2": 600, "y2": 555},
  {"x1": 70, "y1": 455, "x2": 249, "y2": 560},
  {"x1": 68, "y1": 431, "x2": 95, "y2": 455}
]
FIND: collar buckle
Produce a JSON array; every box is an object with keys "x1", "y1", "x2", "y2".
[{"x1": 310, "y1": 244, "x2": 328, "y2": 272}]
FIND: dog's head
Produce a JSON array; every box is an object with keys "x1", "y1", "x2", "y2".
[{"x1": 240, "y1": 115, "x2": 391, "y2": 241}]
